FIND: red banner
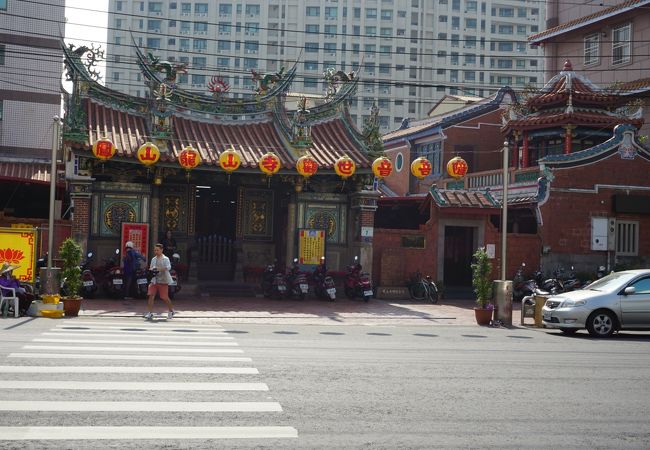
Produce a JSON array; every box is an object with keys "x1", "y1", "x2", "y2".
[{"x1": 120, "y1": 223, "x2": 149, "y2": 264}]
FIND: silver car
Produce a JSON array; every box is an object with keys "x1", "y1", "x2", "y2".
[{"x1": 542, "y1": 269, "x2": 650, "y2": 337}]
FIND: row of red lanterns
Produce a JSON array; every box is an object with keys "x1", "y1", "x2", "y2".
[{"x1": 92, "y1": 137, "x2": 468, "y2": 181}]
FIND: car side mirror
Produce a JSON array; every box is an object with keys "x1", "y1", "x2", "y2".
[{"x1": 624, "y1": 286, "x2": 636, "y2": 295}]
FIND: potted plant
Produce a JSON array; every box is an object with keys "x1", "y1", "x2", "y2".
[
  {"x1": 471, "y1": 247, "x2": 494, "y2": 325},
  {"x1": 59, "y1": 238, "x2": 83, "y2": 317}
]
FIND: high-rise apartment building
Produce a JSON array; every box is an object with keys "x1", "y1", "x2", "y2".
[{"x1": 106, "y1": 0, "x2": 544, "y2": 132}]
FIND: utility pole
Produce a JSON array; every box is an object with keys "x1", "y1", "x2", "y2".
[
  {"x1": 46, "y1": 116, "x2": 61, "y2": 294},
  {"x1": 494, "y1": 140, "x2": 513, "y2": 325}
]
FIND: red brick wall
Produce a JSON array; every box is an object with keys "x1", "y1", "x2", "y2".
[
  {"x1": 383, "y1": 145, "x2": 410, "y2": 196},
  {"x1": 72, "y1": 197, "x2": 91, "y2": 236}
]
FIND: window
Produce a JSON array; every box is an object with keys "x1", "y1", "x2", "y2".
[
  {"x1": 498, "y1": 42, "x2": 513, "y2": 52},
  {"x1": 304, "y1": 61, "x2": 318, "y2": 70},
  {"x1": 629, "y1": 277, "x2": 650, "y2": 294},
  {"x1": 116, "y1": 1, "x2": 122, "y2": 11},
  {"x1": 305, "y1": 42, "x2": 319, "y2": 53},
  {"x1": 243, "y1": 58, "x2": 258, "y2": 69},
  {"x1": 452, "y1": 0, "x2": 460, "y2": 11},
  {"x1": 499, "y1": 25, "x2": 514, "y2": 34},
  {"x1": 324, "y1": 43, "x2": 336, "y2": 53},
  {"x1": 191, "y1": 74, "x2": 206, "y2": 85},
  {"x1": 217, "y1": 40, "x2": 230, "y2": 50},
  {"x1": 219, "y1": 4, "x2": 232, "y2": 15},
  {"x1": 305, "y1": 24, "x2": 319, "y2": 34},
  {"x1": 245, "y1": 23, "x2": 259, "y2": 34},
  {"x1": 325, "y1": 7, "x2": 337, "y2": 18},
  {"x1": 612, "y1": 23, "x2": 631, "y2": 65},
  {"x1": 181, "y1": 3, "x2": 191, "y2": 13},
  {"x1": 583, "y1": 33, "x2": 600, "y2": 65},
  {"x1": 179, "y1": 39, "x2": 190, "y2": 51},
  {"x1": 616, "y1": 220, "x2": 638, "y2": 255},
  {"x1": 0, "y1": 44, "x2": 4, "y2": 65},
  {"x1": 365, "y1": 26, "x2": 377, "y2": 36},
  {"x1": 304, "y1": 77, "x2": 318, "y2": 88},
  {"x1": 381, "y1": 10, "x2": 392, "y2": 20},
  {"x1": 112, "y1": 72, "x2": 119, "y2": 81},
  {"x1": 439, "y1": 15, "x2": 447, "y2": 23},
  {"x1": 245, "y1": 4, "x2": 260, "y2": 16},
  {"x1": 180, "y1": 21, "x2": 190, "y2": 32},
  {"x1": 497, "y1": 59, "x2": 513, "y2": 68},
  {"x1": 381, "y1": 27, "x2": 392, "y2": 37},
  {"x1": 306, "y1": 6, "x2": 319, "y2": 16},
  {"x1": 146, "y1": 38, "x2": 161, "y2": 49},
  {"x1": 354, "y1": 7, "x2": 361, "y2": 19},
  {"x1": 148, "y1": 2, "x2": 162, "y2": 13},
  {"x1": 218, "y1": 22, "x2": 231, "y2": 33},
  {"x1": 325, "y1": 24, "x2": 337, "y2": 36},
  {"x1": 466, "y1": 1, "x2": 477, "y2": 12},
  {"x1": 194, "y1": 22, "x2": 208, "y2": 32},
  {"x1": 451, "y1": 16, "x2": 460, "y2": 30},
  {"x1": 194, "y1": 3, "x2": 208, "y2": 14},
  {"x1": 380, "y1": 45, "x2": 391, "y2": 56},
  {"x1": 244, "y1": 41, "x2": 259, "y2": 53},
  {"x1": 167, "y1": 38, "x2": 175, "y2": 45},
  {"x1": 217, "y1": 57, "x2": 229, "y2": 66},
  {"x1": 192, "y1": 57, "x2": 206, "y2": 69},
  {"x1": 417, "y1": 142, "x2": 442, "y2": 177},
  {"x1": 366, "y1": 8, "x2": 377, "y2": 19},
  {"x1": 193, "y1": 39, "x2": 207, "y2": 51},
  {"x1": 466, "y1": 18, "x2": 477, "y2": 29}
]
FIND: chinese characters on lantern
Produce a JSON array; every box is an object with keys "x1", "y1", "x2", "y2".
[
  {"x1": 92, "y1": 137, "x2": 116, "y2": 161},
  {"x1": 334, "y1": 155, "x2": 356, "y2": 179},
  {"x1": 219, "y1": 148, "x2": 242, "y2": 173},
  {"x1": 446, "y1": 156, "x2": 468, "y2": 179},
  {"x1": 259, "y1": 152, "x2": 281, "y2": 176},
  {"x1": 410, "y1": 156, "x2": 432, "y2": 179},
  {"x1": 136, "y1": 142, "x2": 160, "y2": 166},
  {"x1": 296, "y1": 155, "x2": 319, "y2": 178},
  {"x1": 371, "y1": 156, "x2": 393, "y2": 179},
  {"x1": 178, "y1": 146, "x2": 201, "y2": 170}
]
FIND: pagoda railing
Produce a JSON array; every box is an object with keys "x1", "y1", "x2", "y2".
[{"x1": 443, "y1": 166, "x2": 541, "y2": 190}]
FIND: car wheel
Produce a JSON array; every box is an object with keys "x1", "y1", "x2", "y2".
[
  {"x1": 560, "y1": 328, "x2": 577, "y2": 335},
  {"x1": 586, "y1": 310, "x2": 616, "y2": 338}
]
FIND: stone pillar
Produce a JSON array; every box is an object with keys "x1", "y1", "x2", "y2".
[
  {"x1": 350, "y1": 190, "x2": 380, "y2": 277},
  {"x1": 68, "y1": 180, "x2": 93, "y2": 252}
]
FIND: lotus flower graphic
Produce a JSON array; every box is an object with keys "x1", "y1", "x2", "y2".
[{"x1": 0, "y1": 248, "x2": 25, "y2": 265}]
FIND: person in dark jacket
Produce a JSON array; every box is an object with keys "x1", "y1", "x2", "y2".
[{"x1": 122, "y1": 241, "x2": 137, "y2": 299}]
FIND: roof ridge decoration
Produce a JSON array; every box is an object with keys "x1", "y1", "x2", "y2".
[
  {"x1": 133, "y1": 35, "x2": 297, "y2": 116},
  {"x1": 540, "y1": 124, "x2": 650, "y2": 168}
]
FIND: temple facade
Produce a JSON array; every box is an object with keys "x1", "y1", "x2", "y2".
[{"x1": 62, "y1": 43, "x2": 382, "y2": 281}]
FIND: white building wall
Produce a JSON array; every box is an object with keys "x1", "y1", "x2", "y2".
[{"x1": 105, "y1": 0, "x2": 544, "y2": 133}]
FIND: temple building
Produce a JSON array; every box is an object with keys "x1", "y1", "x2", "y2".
[{"x1": 62, "y1": 43, "x2": 383, "y2": 282}]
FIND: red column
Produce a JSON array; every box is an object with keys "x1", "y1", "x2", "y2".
[
  {"x1": 564, "y1": 126, "x2": 573, "y2": 154},
  {"x1": 512, "y1": 132, "x2": 519, "y2": 168}
]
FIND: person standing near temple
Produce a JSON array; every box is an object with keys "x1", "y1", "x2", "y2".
[{"x1": 143, "y1": 243, "x2": 175, "y2": 320}]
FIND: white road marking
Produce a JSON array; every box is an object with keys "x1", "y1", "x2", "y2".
[
  {"x1": 57, "y1": 321, "x2": 224, "y2": 329},
  {"x1": 0, "y1": 366, "x2": 258, "y2": 374},
  {"x1": 9, "y1": 353, "x2": 252, "y2": 362},
  {"x1": 0, "y1": 381, "x2": 269, "y2": 391},
  {"x1": 32, "y1": 338, "x2": 238, "y2": 347},
  {"x1": 52, "y1": 325, "x2": 229, "y2": 334},
  {"x1": 23, "y1": 345, "x2": 242, "y2": 353},
  {"x1": 0, "y1": 426, "x2": 298, "y2": 440},
  {"x1": 0, "y1": 401, "x2": 281, "y2": 412},
  {"x1": 43, "y1": 331, "x2": 234, "y2": 340}
]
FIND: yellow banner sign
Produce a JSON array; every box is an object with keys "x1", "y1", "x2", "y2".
[
  {"x1": 0, "y1": 227, "x2": 37, "y2": 282},
  {"x1": 298, "y1": 229, "x2": 325, "y2": 266}
]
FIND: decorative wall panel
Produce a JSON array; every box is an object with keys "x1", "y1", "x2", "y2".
[{"x1": 241, "y1": 188, "x2": 274, "y2": 241}]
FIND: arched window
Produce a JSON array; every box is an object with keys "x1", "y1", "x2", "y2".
[{"x1": 395, "y1": 153, "x2": 404, "y2": 172}]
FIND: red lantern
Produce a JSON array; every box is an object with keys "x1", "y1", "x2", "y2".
[
  {"x1": 219, "y1": 148, "x2": 241, "y2": 173},
  {"x1": 334, "y1": 155, "x2": 356, "y2": 179},
  {"x1": 372, "y1": 156, "x2": 393, "y2": 179},
  {"x1": 259, "y1": 152, "x2": 281, "y2": 176},
  {"x1": 296, "y1": 155, "x2": 319, "y2": 178},
  {"x1": 178, "y1": 145, "x2": 201, "y2": 170},
  {"x1": 410, "y1": 156, "x2": 432, "y2": 179},
  {"x1": 136, "y1": 141, "x2": 160, "y2": 166},
  {"x1": 92, "y1": 137, "x2": 116, "y2": 161},
  {"x1": 447, "y1": 156, "x2": 468, "y2": 179}
]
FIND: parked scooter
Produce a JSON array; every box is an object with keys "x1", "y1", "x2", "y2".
[
  {"x1": 134, "y1": 264, "x2": 150, "y2": 299},
  {"x1": 312, "y1": 257, "x2": 336, "y2": 301},
  {"x1": 79, "y1": 252, "x2": 98, "y2": 299},
  {"x1": 102, "y1": 249, "x2": 125, "y2": 298},
  {"x1": 512, "y1": 262, "x2": 538, "y2": 302},
  {"x1": 34, "y1": 253, "x2": 48, "y2": 296},
  {"x1": 344, "y1": 256, "x2": 373, "y2": 302},
  {"x1": 286, "y1": 258, "x2": 309, "y2": 300}
]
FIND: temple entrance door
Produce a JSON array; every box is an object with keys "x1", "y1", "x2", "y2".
[
  {"x1": 443, "y1": 226, "x2": 475, "y2": 288},
  {"x1": 194, "y1": 184, "x2": 237, "y2": 281}
]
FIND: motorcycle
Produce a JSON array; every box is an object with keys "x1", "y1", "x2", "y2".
[
  {"x1": 79, "y1": 252, "x2": 98, "y2": 299},
  {"x1": 261, "y1": 261, "x2": 278, "y2": 298},
  {"x1": 512, "y1": 262, "x2": 538, "y2": 302},
  {"x1": 34, "y1": 253, "x2": 47, "y2": 296},
  {"x1": 344, "y1": 256, "x2": 373, "y2": 302},
  {"x1": 134, "y1": 264, "x2": 150, "y2": 299},
  {"x1": 535, "y1": 267, "x2": 564, "y2": 295},
  {"x1": 286, "y1": 258, "x2": 309, "y2": 300},
  {"x1": 272, "y1": 271, "x2": 288, "y2": 299},
  {"x1": 102, "y1": 249, "x2": 125, "y2": 299},
  {"x1": 168, "y1": 253, "x2": 181, "y2": 299},
  {"x1": 312, "y1": 256, "x2": 336, "y2": 301}
]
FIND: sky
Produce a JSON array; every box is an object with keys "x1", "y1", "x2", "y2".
[{"x1": 63, "y1": 0, "x2": 109, "y2": 84}]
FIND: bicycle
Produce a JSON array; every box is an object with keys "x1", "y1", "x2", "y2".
[{"x1": 407, "y1": 271, "x2": 439, "y2": 304}]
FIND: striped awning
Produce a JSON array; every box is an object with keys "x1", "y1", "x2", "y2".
[{"x1": 0, "y1": 161, "x2": 55, "y2": 185}]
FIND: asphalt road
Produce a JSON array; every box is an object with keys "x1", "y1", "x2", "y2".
[{"x1": 1, "y1": 317, "x2": 650, "y2": 449}]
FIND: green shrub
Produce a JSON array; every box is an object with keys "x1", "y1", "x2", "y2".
[{"x1": 471, "y1": 247, "x2": 493, "y2": 309}]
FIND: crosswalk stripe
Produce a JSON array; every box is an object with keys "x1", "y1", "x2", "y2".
[
  {"x1": 32, "y1": 338, "x2": 238, "y2": 347},
  {"x1": 0, "y1": 366, "x2": 258, "y2": 374},
  {"x1": 0, "y1": 401, "x2": 282, "y2": 412},
  {"x1": 9, "y1": 353, "x2": 252, "y2": 362},
  {"x1": 23, "y1": 345, "x2": 243, "y2": 354},
  {"x1": 43, "y1": 331, "x2": 234, "y2": 340},
  {"x1": 0, "y1": 426, "x2": 298, "y2": 440},
  {"x1": 1, "y1": 381, "x2": 269, "y2": 391},
  {"x1": 57, "y1": 321, "x2": 224, "y2": 329},
  {"x1": 53, "y1": 325, "x2": 229, "y2": 334},
  {"x1": 49, "y1": 327, "x2": 232, "y2": 338}
]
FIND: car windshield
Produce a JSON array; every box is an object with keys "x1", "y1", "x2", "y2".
[{"x1": 586, "y1": 272, "x2": 638, "y2": 292}]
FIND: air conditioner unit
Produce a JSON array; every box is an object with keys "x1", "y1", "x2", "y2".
[
  {"x1": 197, "y1": 31, "x2": 206, "y2": 35},
  {"x1": 181, "y1": 12, "x2": 190, "y2": 16},
  {"x1": 180, "y1": 30, "x2": 189, "y2": 34}
]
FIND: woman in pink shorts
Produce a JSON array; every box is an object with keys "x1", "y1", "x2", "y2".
[{"x1": 144, "y1": 243, "x2": 176, "y2": 320}]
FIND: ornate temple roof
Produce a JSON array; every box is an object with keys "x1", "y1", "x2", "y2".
[
  {"x1": 63, "y1": 42, "x2": 372, "y2": 171},
  {"x1": 502, "y1": 60, "x2": 644, "y2": 134}
]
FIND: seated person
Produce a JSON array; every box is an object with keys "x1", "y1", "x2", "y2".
[{"x1": 0, "y1": 262, "x2": 34, "y2": 316}]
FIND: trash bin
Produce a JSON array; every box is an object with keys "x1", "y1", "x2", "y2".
[
  {"x1": 40, "y1": 267, "x2": 60, "y2": 296},
  {"x1": 534, "y1": 293, "x2": 549, "y2": 327}
]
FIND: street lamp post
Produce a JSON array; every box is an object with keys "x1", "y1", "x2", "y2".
[
  {"x1": 46, "y1": 116, "x2": 62, "y2": 295},
  {"x1": 494, "y1": 140, "x2": 513, "y2": 325}
]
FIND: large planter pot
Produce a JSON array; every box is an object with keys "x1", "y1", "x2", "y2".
[
  {"x1": 62, "y1": 296, "x2": 82, "y2": 317},
  {"x1": 474, "y1": 308, "x2": 493, "y2": 326}
]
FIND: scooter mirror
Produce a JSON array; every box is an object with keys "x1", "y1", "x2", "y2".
[
  {"x1": 293, "y1": 258, "x2": 298, "y2": 263},
  {"x1": 522, "y1": 262, "x2": 526, "y2": 267},
  {"x1": 115, "y1": 248, "x2": 120, "y2": 255},
  {"x1": 87, "y1": 252, "x2": 93, "y2": 258},
  {"x1": 354, "y1": 256, "x2": 358, "y2": 261}
]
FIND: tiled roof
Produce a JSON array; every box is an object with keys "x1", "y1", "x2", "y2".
[
  {"x1": 529, "y1": 0, "x2": 649, "y2": 43},
  {"x1": 429, "y1": 187, "x2": 499, "y2": 209},
  {"x1": 616, "y1": 78, "x2": 650, "y2": 95},
  {"x1": 83, "y1": 99, "x2": 370, "y2": 169},
  {"x1": 0, "y1": 161, "x2": 55, "y2": 185},
  {"x1": 505, "y1": 111, "x2": 644, "y2": 131}
]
